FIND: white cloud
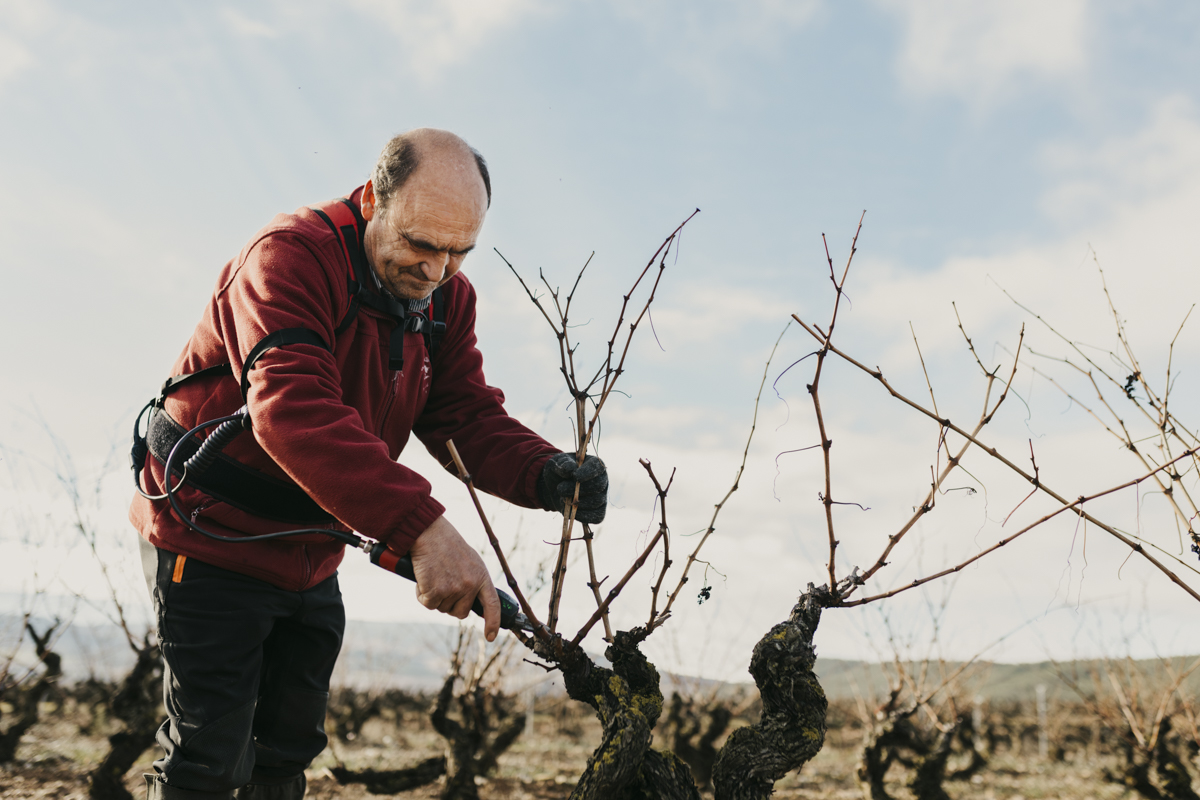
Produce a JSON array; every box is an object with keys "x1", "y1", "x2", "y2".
[
  {"x1": 220, "y1": 7, "x2": 280, "y2": 39},
  {"x1": 613, "y1": 0, "x2": 820, "y2": 47},
  {"x1": 878, "y1": 0, "x2": 1088, "y2": 103},
  {"x1": 0, "y1": 33, "x2": 33, "y2": 86},
  {"x1": 1042, "y1": 95, "x2": 1200, "y2": 227},
  {"x1": 609, "y1": 0, "x2": 821, "y2": 99},
  {"x1": 281, "y1": 90, "x2": 1200, "y2": 665},
  {"x1": 0, "y1": 0, "x2": 56, "y2": 90},
  {"x1": 845, "y1": 95, "x2": 1200, "y2": 363},
  {"x1": 344, "y1": 0, "x2": 547, "y2": 82}
]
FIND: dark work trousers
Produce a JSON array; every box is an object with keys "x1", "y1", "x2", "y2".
[{"x1": 142, "y1": 541, "x2": 344, "y2": 798}]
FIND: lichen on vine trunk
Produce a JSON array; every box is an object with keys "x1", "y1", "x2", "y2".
[
  {"x1": 542, "y1": 586, "x2": 832, "y2": 800},
  {"x1": 549, "y1": 629, "x2": 700, "y2": 800},
  {"x1": 711, "y1": 586, "x2": 831, "y2": 800}
]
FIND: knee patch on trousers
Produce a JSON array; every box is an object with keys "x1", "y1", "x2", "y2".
[
  {"x1": 251, "y1": 686, "x2": 329, "y2": 781},
  {"x1": 144, "y1": 773, "x2": 234, "y2": 800},
  {"x1": 234, "y1": 773, "x2": 306, "y2": 800},
  {"x1": 157, "y1": 698, "x2": 256, "y2": 792}
]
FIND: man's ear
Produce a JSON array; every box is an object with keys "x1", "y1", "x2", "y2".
[{"x1": 361, "y1": 180, "x2": 377, "y2": 222}]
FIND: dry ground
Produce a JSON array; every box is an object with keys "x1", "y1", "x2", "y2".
[{"x1": 0, "y1": 701, "x2": 1144, "y2": 799}]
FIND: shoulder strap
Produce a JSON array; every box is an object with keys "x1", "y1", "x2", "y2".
[
  {"x1": 156, "y1": 194, "x2": 437, "y2": 409},
  {"x1": 308, "y1": 196, "x2": 451, "y2": 367},
  {"x1": 157, "y1": 363, "x2": 233, "y2": 407},
  {"x1": 239, "y1": 328, "x2": 330, "y2": 401},
  {"x1": 426, "y1": 287, "x2": 447, "y2": 358},
  {"x1": 309, "y1": 201, "x2": 370, "y2": 333},
  {"x1": 314, "y1": 197, "x2": 407, "y2": 323},
  {"x1": 310, "y1": 198, "x2": 410, "y2": 372}
]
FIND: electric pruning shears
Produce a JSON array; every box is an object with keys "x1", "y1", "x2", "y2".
[{"x1": 366, "y1": 546, "x2": 535, "y2": 634}]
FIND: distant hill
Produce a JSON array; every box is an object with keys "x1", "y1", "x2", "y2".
[
  {"x1": 2, "y1": 616, "x2": 471, "y2": 689},
  {"x1": 814, "y1": 657, "x2": 1200, "y2": 703},
  {"x1": 5, "y1": 615, "x2": 1196, "y2": 704}
]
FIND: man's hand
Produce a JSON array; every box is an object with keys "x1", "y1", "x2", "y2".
[
  {"x1": 537, "y1": 452, "x2": 609, "y2": 523},
  {"x1": 407, "y1": 516, "x2": 500, "y2": 641}
]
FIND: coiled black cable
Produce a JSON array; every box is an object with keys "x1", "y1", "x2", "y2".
[
  {"x1": 131, "y1": 400, "x2": 170, "y2": 501},
  {"x1": 182, "y1": 405, "x2": 249, "y2": 477},
  {"x1": 161, "y1": 412, "x2": 366, "y2": 549}
]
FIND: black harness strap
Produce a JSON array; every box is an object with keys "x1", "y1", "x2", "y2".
[
  {"x1": 309, "y1": 200, "x2": 446, "y2": 370},
  {"x1": 146, "y1": 408, "x2": 336, "y2": 524},
  {"x1": 157, "y1": 363, "x2": 233, "y2": 407},
  {"x1": 310, "y1": 206, "x2": 407, "y2": 369},
  {"x1": 239, "y1": 327, "x2": 330, "y2": 401},
  {"x1": 429, "y1": 286, "x2": 446, "y2": 356}
]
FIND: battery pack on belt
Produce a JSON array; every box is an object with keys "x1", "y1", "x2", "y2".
[{"x1": 145, "y1": 408, "x2": 336, "y2": 525}]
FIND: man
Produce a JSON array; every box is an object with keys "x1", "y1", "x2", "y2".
[{"x1": 130, "y1": 129, "x2": 606, "y2": 800}]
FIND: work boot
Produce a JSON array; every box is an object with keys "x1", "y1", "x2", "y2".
[
  {"x1": 144, "y1": 774, "x2": 235, "y2": 800},
  {"x1": 234, "y1": 773, "x2": 306, "y2": 800}
]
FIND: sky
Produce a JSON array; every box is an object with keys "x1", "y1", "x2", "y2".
[{"x1": 3, "y1": 1, "x2": 1200, "y2": 682}]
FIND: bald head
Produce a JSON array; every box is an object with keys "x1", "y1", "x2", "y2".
[
  {"x1": 371, "y1": 128, "x2": 491, "y2": 212},
  {"x1": 360, "y1": 129, "x2": 490, "y2": 301}
]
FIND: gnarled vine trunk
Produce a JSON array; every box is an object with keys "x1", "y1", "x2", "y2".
[
  {"x1": 907, "y1": 718, "x2": 961, "y2": 800},
  {"x1": 330, "y1": 757, "x2": 448, "y2": 795},
  {"x1": 555, "y1": 629, "x2": 699, "y2": 800},
  {"x1": 431, "y1": 667, "x2": 526, "y2": 800},
  {"x1": 88, "y1": 636, "x2": 163, "y2": 800},
  {"x1": 1103, "y1": 715, "x2": 1200, "y2": 800},
  {"x1": 857, "y1": 711, "x2": 917, "y2": 800},
  {"x1": 711, "y1": 586, "x2": 830, "y2": 800},
  {"x1": 548, "y1": 585, "x2": 833, "y2": 800},
  {"x1": 664, "y1": 692, "x2": 733, "y2": 789},
  {"x1": 0, "y1": 622, "x2": 62, "y2": 763}
]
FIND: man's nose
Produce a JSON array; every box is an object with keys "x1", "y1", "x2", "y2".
[{"x1": 419, "y1": 251, "x2": 450, "y2": 282}]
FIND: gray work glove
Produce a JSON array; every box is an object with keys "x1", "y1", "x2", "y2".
[{"x1": 537, "y1": 452, "x2": 608, "y2": 523}]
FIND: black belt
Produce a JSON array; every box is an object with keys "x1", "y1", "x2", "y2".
[{"x1": 147, "y1": 408, "x2": 337, "y2": 525}]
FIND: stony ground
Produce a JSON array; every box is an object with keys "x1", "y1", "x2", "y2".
[{"x1": 0, "y1": 702, "x2": 1145, "y2": 799}]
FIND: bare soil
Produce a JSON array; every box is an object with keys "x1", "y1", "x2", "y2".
[{"x1": 0, "y1": 700, "x2": 1144, "y2": 799}]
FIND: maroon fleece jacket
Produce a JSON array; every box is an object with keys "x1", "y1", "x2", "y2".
[{"x1": 129, "y1": 187, "x2": 558, "y2": 591}]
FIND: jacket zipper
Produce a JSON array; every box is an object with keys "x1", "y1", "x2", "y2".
[
  {"x1": 192, "y1": 500, "x2": 313, "y2": 588},
  {"x1": 190, "y1": 501, "x2": 214, "y2": 524},
  {"x1": 377, "y1": 366, "x2": 401, "y2": 437}
]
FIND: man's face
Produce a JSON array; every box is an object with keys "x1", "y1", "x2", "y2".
[{"x1": 361, "y1": 163, "x2": 487, "y2": 301}]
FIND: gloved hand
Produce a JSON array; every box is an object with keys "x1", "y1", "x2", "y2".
[{"x1": 537, "y1": 452, "x2": 608, "y2": 523}]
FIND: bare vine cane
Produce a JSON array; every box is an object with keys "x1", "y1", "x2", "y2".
[
  {"x1": 848, "y1": 323, "x2": 1026, "y2": 592},
  {"x1": 570, "y1": 460, "x2": 674, "y2": 648},
  {"x1": 807, "y1": 212, "x2": 866, "y2": 592},
  {"x1": 841, "y1": 448, "x2": 1200, "y2": 607},
  {"x1": 999, "y1": 262, "x2": 1200, "y2": 553},
  {"x1": 581, "y1": 522, "x2": 614, "y2": 642},
  {"x1": 790, "y1": 322, "x2": 1200, "y2": 606},
  {"x1": 643, "y1": 460, "x2": 676, "y2": 632},
  {"x1": 649, "y1": 320, "x2": 792, "y2": 632},
  {"x1": 444, "y1": 439, "x2": 550, "y2": 643},
  {"x1": 1020, "y1": 358, "x2": 1200, "y2": 558},
  {"x1": 496, "y1": 209, "x2": 701, "y2": 635}
]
